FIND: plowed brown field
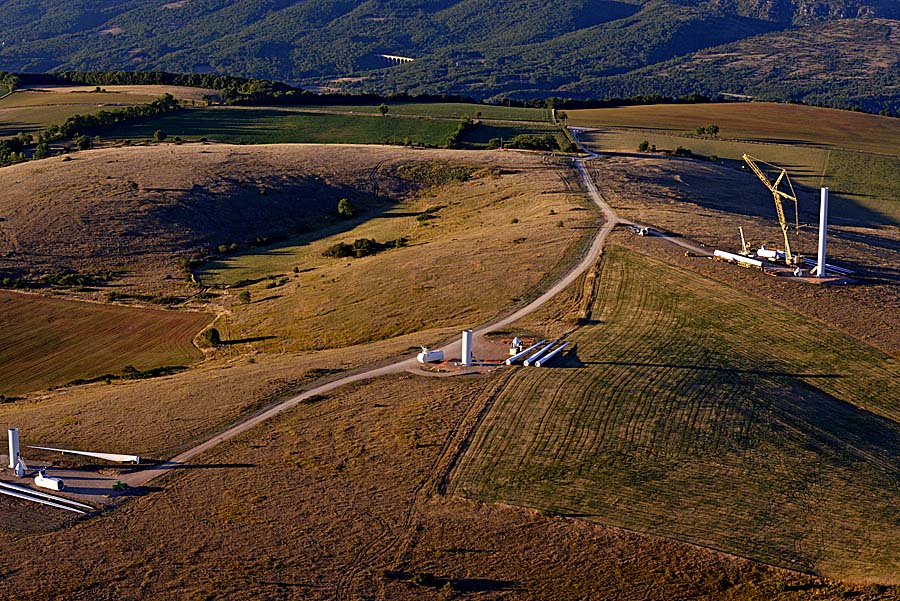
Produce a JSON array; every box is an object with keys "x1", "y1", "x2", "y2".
[{"x1": 0, "y1": 291, "x2": 209, "y2": 395}]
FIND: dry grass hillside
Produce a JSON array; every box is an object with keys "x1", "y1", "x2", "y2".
[{"x1": 0, "y1": 144, "x2": 572, "y2": 295}]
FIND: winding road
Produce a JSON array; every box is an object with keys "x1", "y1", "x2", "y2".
[{"x1": 125, "y1": 138, "x2": 624, "y2": 488}]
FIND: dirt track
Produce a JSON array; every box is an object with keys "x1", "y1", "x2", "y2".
[{"x1": 124, "y1": 141, "x2": 622, "y2": 488}]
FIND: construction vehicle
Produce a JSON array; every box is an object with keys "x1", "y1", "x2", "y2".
[{"x1": 742, "y1": 154, "x2": 802, "y2": 265}]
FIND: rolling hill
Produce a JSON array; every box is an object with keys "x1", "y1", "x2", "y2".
[{"x1": 1, "y1": 1, "x2": 899, "y2": 109}]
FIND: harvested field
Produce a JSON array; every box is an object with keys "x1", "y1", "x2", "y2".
[
  {"x1": 451, "y1": 246, "x2": 900, "y2": 583},
  {"x1": 0, "y1": 373, "x2": 851, "y2": 599},
  {"x1": 0, "y1": 331, "x2": 450, "y2": 459},
  {"x1": 581, "y1": 129, "x2": 900, "y2": 225},
  {"x1": 0, "y1": 85, "x2": 214, "y2": 135},
  {"x1": 0, "y1": 291, "x2": 209, "y2": 395},
  {"x1": 579, "y1": 128, "x2": 830, "y2": 187},
  {"x1": 568, "y1": 102, "x2": 900, "y2": 156}
]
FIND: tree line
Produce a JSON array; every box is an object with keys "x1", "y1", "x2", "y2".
[{"x1": 0, "y1": 93, "x2": 182, "y2": 166}]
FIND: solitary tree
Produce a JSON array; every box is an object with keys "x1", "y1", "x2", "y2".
[
  {"x1": 638, "y1": 140, "x2": 650, "y2": 152},
  {"x1": 239, "y1": 290, "x2": 251, "y2": 304},
  {"x1": 153, "y1": 129, "x2": 167, "y2": 142},
  {"x1": 337, "y1": 197, "x2": 355, "y2": 218},
  {"x1": 707, "y1": 124, "x2": 720, "y2": 137},
  {"x1": 198, "y1": 327, "x2": 221, "y2": 347},
  {"x1": 377, "y1": 103, "x2": 389, "y2": 117}
]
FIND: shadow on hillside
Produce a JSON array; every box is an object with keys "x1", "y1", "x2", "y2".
[
  {"x1": 222, "y1": 335, "x2": 277, "y2": 345},
  {"x1": 605, "y1": 154, "x2": 892, "y2": 229},
  {"x1": 772, "y1": 378, "x2": 900, "y2": 477},
  {"x1": 382, "y1": 571, "x2": 517, "y2": 593}
]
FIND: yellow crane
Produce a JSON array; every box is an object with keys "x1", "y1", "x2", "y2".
[{"x1": 742, "y1": 154, "x2": 801, "y2": 265}]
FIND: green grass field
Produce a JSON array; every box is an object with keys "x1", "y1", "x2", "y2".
[
  {"x1": 824, "y1": 151, "x2": 900, "y2": 224},
  {"x1": 100, "y1": 106, "x2": 563, "y2": 149},
  {"x1": 301, "y1": 102, "x2": 552, "y2": 122},
  {"x1": 451, "y1": 246, "x2": 900, "y2": 583},
  {"x1": 103, "y1": 107, "x2": 462, "y2": 146},
  {"x1": 568, "y1": 102, "x2": 900, "y2": 156},
  {"x1": 0, "y1": 291, "x2": 210, "y2": 395}
]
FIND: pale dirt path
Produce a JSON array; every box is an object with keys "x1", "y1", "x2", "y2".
[{"x1": 123, "y1": 142, "x2": 623, "y2": 488}]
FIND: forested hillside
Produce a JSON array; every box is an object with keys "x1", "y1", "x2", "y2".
[{"x1": 1, "y1": 0, "x2": 899, "y2": 109}]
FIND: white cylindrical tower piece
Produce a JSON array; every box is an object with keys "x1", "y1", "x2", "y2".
[
  {"x1": 461, "y1": 329, "x2": 473, "y2": 366},
  {"x1": 8, "y1": 428, "x2": 19, "y2": 469},
  {"x1": 817, "y1": 187, "x2": 829, "y2": 278}
]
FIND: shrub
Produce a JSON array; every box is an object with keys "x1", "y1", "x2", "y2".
[
  {"x1": 198, "y1": 328, "x2": 221, "y2": 347},
  {"x1": 337, "y1": 197, "x2": 354, "y2": 218},
  {"x1": 410, "y1": 573, "x2": 439, "y2": 588},
  {"x1": 239, "y1": 291, "x2": 251, "y2": 304},
  {"x1": 153, "y1": 129, "x2": 167, "y2": 142},
  {"x1": 322, "y1": 242, "x2": 354, "y2": 258},
  {"x1": 638, "y1": 140, "x2": 650, "y2": 152},
  {"x1": 506, "y1": 133, "x2": 559, "y2": 151}
]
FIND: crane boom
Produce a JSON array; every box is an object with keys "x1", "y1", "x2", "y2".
[{"x1": 742, "y1": 154, "x2": 800, "y2": 264}]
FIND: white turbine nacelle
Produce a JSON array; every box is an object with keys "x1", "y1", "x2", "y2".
[
  {"x1": 416, "y1": 347, "x2": 444, "y2": 363},
  {"x1": 35, "y1": 469, "x2": 65, "y2": 492}
]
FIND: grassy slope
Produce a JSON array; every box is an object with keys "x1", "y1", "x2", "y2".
[
  {"x1": 0, "y1": 291, "x2": 209, "y2": 395},
  {"x1": 451, "y1": 246, "x2": 900, "y2": 583},
  {"x1": 0, "y1": 372, "x2": 837, "y2": 599},
  {"x1": 204, "y1": 155, "x2": 595, "y2": 353}
]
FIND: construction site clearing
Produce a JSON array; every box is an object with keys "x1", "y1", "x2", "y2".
[{"x1": 414, "y1": 332, "x2": 573, "y2": 376}]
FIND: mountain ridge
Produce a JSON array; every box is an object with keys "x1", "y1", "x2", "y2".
[{"x1": 1, "y1": 1, "x2": 898, "y2": 109}]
